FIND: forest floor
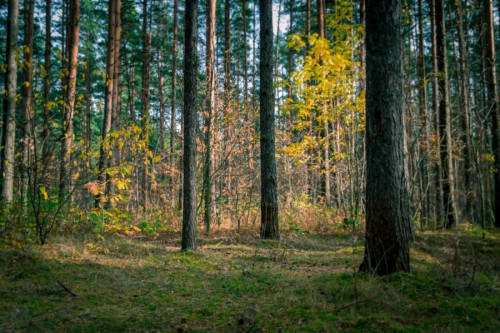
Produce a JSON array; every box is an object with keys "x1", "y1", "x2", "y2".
[{"x1": 0, "y1": 226, "x2": 499, "y2": 332}]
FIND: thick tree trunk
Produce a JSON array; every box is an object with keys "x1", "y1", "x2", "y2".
[
  {"x1": 483, "y1": 0, "x2": 500, "y2": 227},
  {"x1": 181, "y1": 0, "x2": 199, "y2": 251},
  {"x1": 360, "y1": 0, "x2": 411, "y2": 276},
  {"x1": 259, "y1": 0, "x2": 279, "y2": 239},
  {"x1": 204, "y1": 0, "x2": 216, "y2": 233},
  {"x1": 0, "y1": 0, "x2": 19, "y2": 203},
  {"x1": 436, "y1": 0, "x2": 456, "y2": 228},
  {"x1": 59, "y1": 0, "x2": 81, "y2": 201}
]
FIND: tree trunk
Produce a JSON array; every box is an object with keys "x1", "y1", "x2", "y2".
[
  {"x1": 242, "y1": 0, "x2": 248, "y2": 107},
  {"x1": 0, "y1": 0, "x2": 19, "y2": 203},
  {"x1": 59, "y1": 0, "x2": 81, "y2": 201},
  {"x1": 170, "y1": 0, "x2": 178, "y2": 199},
  {"x1": 259, "y1": 0, "x2": 279, "y2": 239},
  {"x1": 42, "y1": 0, "x2": 52, "y2": 159},
  {"x1": 436, "y1": 0, "x2": 456, "y2": 228},
  {"x1": 483, "y1": 0, "x2": 500, "y2": 227},
  {"x1": 96, "y1": 0, "x2": 117, "y2": 207},
  {"x1": 140, "y1": 0, "x2": 151, "y2": 209},
  {"x1": 360, "y1": 0, "x2": 411, "y2": 276},
  {"x1": 181, "y1": 0, "x2": 199, "y2": 251},
  {"x1": 21, "y1": 0, "x2": 34, "y2": 205},
  {"x1": 204, "y1": 0, "x2": 216, "y2": 233},
  {"x1": 430, "y1": 0, "x2": 443, "y2": 226}
]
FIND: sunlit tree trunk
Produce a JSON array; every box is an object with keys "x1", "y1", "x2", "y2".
[
  {"x1": 360, "y1": 0, "x2": 411, "y2": 276},
  {"x1": 259, "y1": 0, "x2": 279, "y2": 239},
  {"x1": 0, "y1": 0, "x2": 20, "y2": 203},
  {"x1": 96, "y1": 0, "x2": 117, "y2": 207},
  {"x1": 204, "y1": 0, "x2": 217, "y2": 233},
  {"x1": 59, "y1": 0, "x2": 81, "y2": 201}
]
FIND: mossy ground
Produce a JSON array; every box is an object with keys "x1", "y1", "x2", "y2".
[{"x1": 1, "y1": 227, "x2": 499, "y2": 332}]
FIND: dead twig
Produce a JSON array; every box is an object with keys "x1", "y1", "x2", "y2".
[{"x1": 56, "y1": 280, "x2": 77, "y2": 297}]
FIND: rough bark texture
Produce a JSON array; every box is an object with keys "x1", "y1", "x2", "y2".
[
  {"x1": 259, "y1": 0, "x2": 279, "y2": 240},
  {"x1": 181, "y1": 0, "x2": 199, "y2": 251},
  {"x1": 359, "y1": 0, "x2": 411, "y2": 276},
  {"x1": 204, "y1": 0, "x2": 216, "y2": 233},
  {"x1": 59, "y1": 0, "x2": 81, "y2": 200},
  {"x1": 0, "y1": 0, "x2": 19, "y2": 203},
  {"x1": 436, "y1": 0, "x2": 455, "y2": 228},
  {"x1": 483, "y1": 0, "x2": 500, "y2": 227}
]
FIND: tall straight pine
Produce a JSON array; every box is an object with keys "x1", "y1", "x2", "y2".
[
  {"x1": 259, "y1": 0, "x2": 279, "y2": 239},
  {"x1": 360, "y1": 0, "x2": 411, "y2": 275},
  {"x1": 181, "y1": 0, "x2": 199, "y2": 250}
]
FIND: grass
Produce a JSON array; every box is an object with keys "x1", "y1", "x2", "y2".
[{"x1": 0, "y1": 227, "x2": 499, "y2": 332}]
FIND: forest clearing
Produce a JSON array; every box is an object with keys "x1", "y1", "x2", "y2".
[
  {"x1": 1, "y1": 224, "x2": 499, "y2": 332},
  {"x1": 1, "y1": 0, "x2": 500, "y2": 330}
]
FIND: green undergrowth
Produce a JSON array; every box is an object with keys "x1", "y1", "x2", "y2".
[{"x1": 0, "y1": 229, "x2": 499, "y2": 332}]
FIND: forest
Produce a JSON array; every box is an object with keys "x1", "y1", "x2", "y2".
[{"x1": 0, "y1": 0, "x2": 499, "y2": 331}]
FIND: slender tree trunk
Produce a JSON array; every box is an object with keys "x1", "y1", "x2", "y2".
[
  {"x1": 360, "y1": 0, "x2": 411, "y2": 276},
  {"x1": 456, "y1": 1, "x2": 473, "y2": 221},
  {"x1": 59, "y1": 0, "x2": 81, "y2": 201},
  {"x1": 96, "y1": 0, "x2": 116, "y2": 207},
  {"x1": 21, "y1": 0, "x2": 34, "y2": 204},
  {"x1": 181, "y1": 0, "x2": 199, "y2": 251},
  {"x1": 436, "y1": 0, "x2": 456, "y2": 228},
  {"x1": 0, "y1": 0, "x2": 20, "y2": 203},
  {"x1": 483, "y1": 0, "x2": 500, "y2": 227},
  {"x1": 259, "y1": 0, "x2": 279, "y2": 239},
  {"x1": 85, "y1": 12, "x2": 91, "y2": 156},
  {"x1": 158, "y1": 54, "x2": 165, "y2": 154},
  {"x1": 42, "y1": 0, "x2": 52, "y2": 159},
  {"x1": 170, "y1": 0, "x2": 178, "y2": 201},
  {"x1": 204, "y1": 0, "x2": 217, "y2": 233},
  {"x1": 417, "y1": 0, "x2": 432, "y2": 224},
  {"x1": 430, "y1": 0, "x2": 443, "y2": 226},
  {"x1": 242, "y1": 0, "x2": 248, "y2": 107},
  {"x1": 140, "y1": 0, "x2": 151, "y2": 209}
]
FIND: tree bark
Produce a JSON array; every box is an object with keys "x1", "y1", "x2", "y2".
[
  {"x1": 359, "y1": 0, "x2": 411, "y2": 276},
  {"x1": 259, "y1": 0, "x2": 279, "y2": 239},
  {"x1": 181, "y1": 0, "x2": 199, "y2": 251},
  {"x1": 59, "y1": 0, "x2": 81, "y2": 201},
  {"x1": 204, "y1": 0, "x2": 217, "y2": 233},
  {"x1": 483, "y1": 0, "x2": 500, "y2": 227},
  {"x1": 0, "y1": 0, "x2": 20, "y2": 203},
  {"x1": 436, "y1": 0, "x2": 456, "y2": 228},
  {"x1": 21, "y1": 0, "x2": 34, "y2": 204}
]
